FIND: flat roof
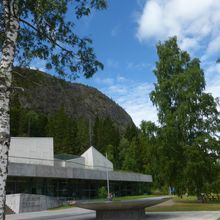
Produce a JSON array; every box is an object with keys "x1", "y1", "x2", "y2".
[
  {"x1": 54, "y1": 154, "x2": 83, "y2": 160},
  {"x1": 8, "y1": 162, "x2": 152, "y2": 183}
]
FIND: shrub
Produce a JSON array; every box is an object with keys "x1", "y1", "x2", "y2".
[{"x1": 98, "y1": 186, "x2": 107, "y2": 199}]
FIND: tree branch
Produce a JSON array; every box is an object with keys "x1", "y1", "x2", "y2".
[{"x1": 19, "y1": 17, "x2": 74, "y2": 55}]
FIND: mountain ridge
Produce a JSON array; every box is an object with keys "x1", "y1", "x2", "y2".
[{"x1": 11, "y1": 67, "x2": 134, "y2": 131}]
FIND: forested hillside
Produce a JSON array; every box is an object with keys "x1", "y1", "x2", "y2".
[
  {"x1": 11, "y1": 68, "x2": 133, "y2": 131},
  {"x1": 10, "y1": 68, "x2": 149, "y2": 171}
]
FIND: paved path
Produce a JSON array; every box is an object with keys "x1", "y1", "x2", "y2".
[
  {"x1": 6, "y1": 208, "x2": 220, "y2": 220},
  {"x1": 6, "y1": 208, "x2": 95, "y2": 220}
]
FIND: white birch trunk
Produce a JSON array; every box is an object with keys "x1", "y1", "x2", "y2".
[{"x1": 0, "y1": 0, "x2": 19, "y2": 219}]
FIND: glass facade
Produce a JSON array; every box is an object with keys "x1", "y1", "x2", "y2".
[{"x1": 6, "y1": 177, "x2": 150, "y2": 200}]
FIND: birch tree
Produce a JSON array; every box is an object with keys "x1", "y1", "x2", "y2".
[
  {"x1": 0, "y1": 0, "x2": 106, "y2": 219},
  {"x1": 150, "y1": 37, "x2": 220, "y2": 197}
]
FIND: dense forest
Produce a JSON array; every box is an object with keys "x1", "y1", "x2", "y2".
[
  {"x1": 10, "y1": 95, "x2": 151, "y2": 174},
  {"x1": 9, "y1": 93, "x2": 179, "y2": 194}
]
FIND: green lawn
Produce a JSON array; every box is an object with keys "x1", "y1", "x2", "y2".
[
  {"x1": 147, "y1": 202, "x2": 220, "y2": 212},
  {"x1": 146, "y1": 196, "x2": 220, "y2": 212},
  {"x1": 113, "y1": 194, "x2": 161, "y2": 201}
]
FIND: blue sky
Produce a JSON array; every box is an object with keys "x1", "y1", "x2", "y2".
[
  {"x1": 74, "y1": 0, "x2": 159, "y2": 126},
  {"x1": 36, "y1": 0, "x2": 220, "y2": 126}
]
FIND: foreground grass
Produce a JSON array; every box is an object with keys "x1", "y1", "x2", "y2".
[{"x1": 146, "y1": 196, "x2": 220, "y2": 212}]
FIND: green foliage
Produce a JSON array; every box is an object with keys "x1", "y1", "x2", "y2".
[
  {"x1": 75, "y1": 118, "x2": 90, "y2": 154},
  {"x1": 125, "y1": 123, "x2": 138, "y2": 141},
  {"x1": 1, "y1": 0, "x2": 107, "y2": 78},
  {"x1": 10, "y1": 95, "x2": 48, "y2": 137},
  {"x1": 10, "y1": 102, "x2": 123, "y2": 160},
  {"x1": 150, "y1": 37, "x2": 220, "y2": 196},
  {"x1": 122, "y1": 139, "x2": 139, "y2": 172},
  {"x1": 10, "y1": 95, "x2": 22, "y2": 136},
  {"x1": 47, "y1": 106, "x2": 78, "y2": 154},
  {"x1": 151, "y1": 187, "x2": 168, "y2": 196},
  {"x1": 98, "y1": 186, "x2": 107, "y2": 199},
  {"x1": 93, "y1": 117, "x2": 120, "y2": 168}
]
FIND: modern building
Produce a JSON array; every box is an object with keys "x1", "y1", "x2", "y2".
[{"x1": 7, "y1": 137, "x2": 152, "y2": 200}]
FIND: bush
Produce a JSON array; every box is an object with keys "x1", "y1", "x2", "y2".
[
  {"x1": 151, "y1": 186, "x2": 168, "y2": 195},
  {"x1": 98, "y1": 186, "x2": 107, "y2": 199}
]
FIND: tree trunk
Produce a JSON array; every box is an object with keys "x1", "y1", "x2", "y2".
[{"x1": 0, "y1": 0, "x2": 19, "y2": 219}]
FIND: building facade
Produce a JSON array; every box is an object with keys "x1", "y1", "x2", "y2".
[{"x1": 7, "y1": 137, "x2": 152, "y2": 199}]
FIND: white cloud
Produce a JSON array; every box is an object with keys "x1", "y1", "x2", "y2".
[
  {"x1": 102, "y1": 80, "x2": 158, "y2": 126},
  {"x1": 95, "y1": 77, "x2": 114, "y2": 86},
  {"x1": 116, "y1": 75, "x2": 127, "y2": 83},
  {"x1": 29, "y1": 59, "x2": 47, "y2": 72},
  {"x1": 127, "y1": 62, "x2": 150, "y2": 71},
  {"x1": 206, "y1": 36, "x2": 220, "y2": 58},
  {"x1": 100, "y1": 62, "x2": 220, "y2": 127},
  {"x1": 137, "y1": 0, "x2": 220, "y2": 57},
  {"x1": 108, "y1": 85, "x2": 127, "y2": 94},
  {"x1": 106, "y1": 59, "x2": 119, "y2": 69},
  {"x1": 204, "y1": 62, "x2": 220, "y2": 99},
  {"x1": 110, "y1": 63, "x2": 220, "y2": 127},
  {"x1": 111, "y1": 25, "x2": 120, "y2": 37}
]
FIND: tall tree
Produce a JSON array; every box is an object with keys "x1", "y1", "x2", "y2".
[
  {"x1": 0, "y1": 0, "x2": 106, "y2": 218},
  {"x1": 93, "y1": 117, "x2": 120, "y2": 166},
  {"x1": 47, "y1": 106, "x2": 77, "y2": 154},
  {"x1": 150, "y1": 37, "x2": 220, "y2": 197},
  {"x1": 75, "y1": 117, "x2": 89, "y2": 154},
  {"x1": 139, "y1": 121, "x2": 163, "y2": 187}
]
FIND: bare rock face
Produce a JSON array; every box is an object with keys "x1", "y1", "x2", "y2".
[{"x1": 12, "y1": 68, "x2": 134, "y2": 131}]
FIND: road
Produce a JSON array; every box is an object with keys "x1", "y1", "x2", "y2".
[{"x1": 6, "y1": 208, "x2": 220, "y2": 220}]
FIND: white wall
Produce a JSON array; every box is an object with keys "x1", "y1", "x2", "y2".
[
  {"x1": 6, "y1": 194, "x2": 20, "y2": 214},
  {"x1": 6, "y1": 194, "x2": 61, "y2": 213},
  {"x1": 9, "y1": 137, "x2": 54, "y2": 166},
  {"x1": 81, "y1": 146, "x2": 113, "y2": 171}
]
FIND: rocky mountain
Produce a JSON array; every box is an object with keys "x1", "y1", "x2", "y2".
[{"x1": 11, "y1": 68, "x2": 134, "y2": 131}]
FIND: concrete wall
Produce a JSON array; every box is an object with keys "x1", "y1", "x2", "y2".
[
  {"x1": 6, "y1": 194, "x2": 61, "y2": 213},
  {"x1": 81, "y1": 146, "x2": 113, "y2": 171},
  {"x1": 8, "y1": 162, "x2": 152, "y2": 183},
  {"x1": 9, "y1": 137, "x2": 54, "y2": 166},
  {"x1": 6, "y1": 194, "x2": 20, "y2": 214}
]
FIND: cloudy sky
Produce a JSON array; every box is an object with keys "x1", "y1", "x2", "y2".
[{"x1": 60, "y1": 0, "x2": 220, "y2": 126}]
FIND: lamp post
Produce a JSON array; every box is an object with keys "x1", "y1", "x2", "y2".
[{"x1": 106, "y1": 153, "x2": 110, "y2": 197}]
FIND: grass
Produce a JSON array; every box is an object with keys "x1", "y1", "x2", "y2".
[
  {"x1": 147, "y1": 202, "x2": 220, "y2": 212},
  {"x1": 146, "y1": 195, "x2": 220, "y2": 212},
  {"x1": 113, "y1": 194, "x2": 162, "y2": 201}
]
